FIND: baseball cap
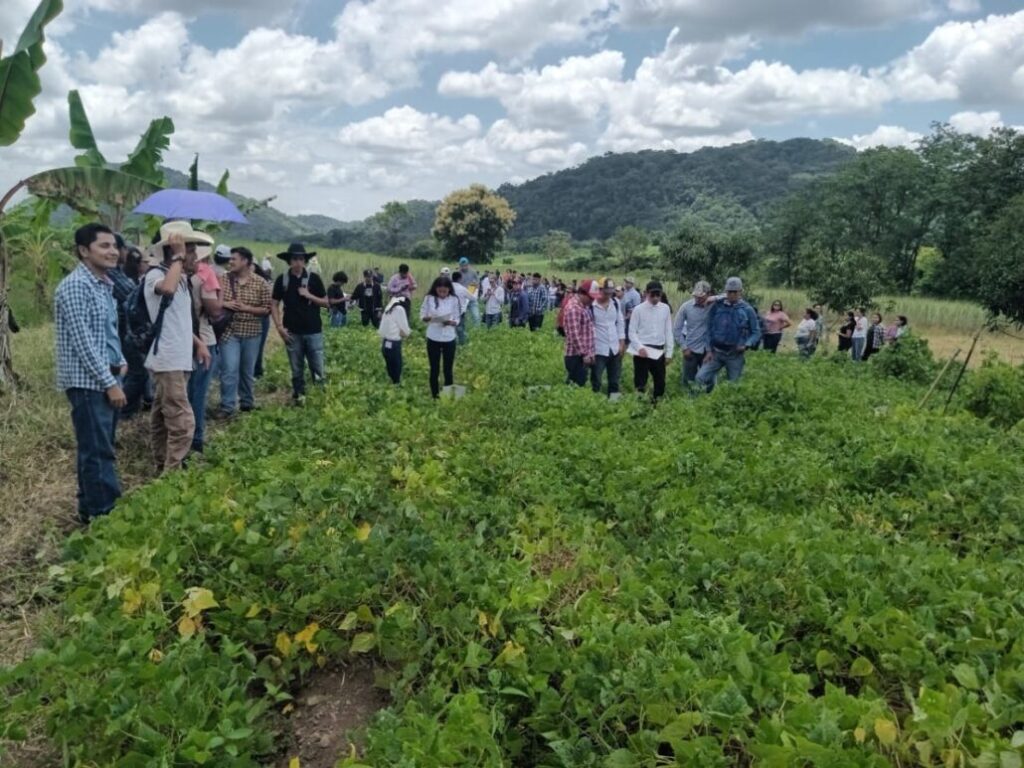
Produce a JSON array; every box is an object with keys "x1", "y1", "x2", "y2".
[
  {"x1": 692, "y1": 280, "x2": 711, "y2": 297},
  {"x1": 646, "y1": 280, "x2": 663, "y2": 293},
  {"x1": 724, "y1": 276, "x2": 743, "y2": 292},
  {"x1": 578, "y1": 278, "x2": 598, "y2": 295},
  {"x1": 214, "y1": 244, "x2": 231, "y2": 264},
  {"x1": 440, "y1": 267, "x2": 451, "y2": 275},
  {"x1": 599, "y1": 278, "x2": 616, "y2": 291},
  {"x1": 459, "y1": 257, "x2": 469, "y2": 265}
]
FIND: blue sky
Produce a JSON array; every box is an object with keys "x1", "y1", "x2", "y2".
[{"x1": 2, "y1": 0, "x2": 1023, "y2": 219}]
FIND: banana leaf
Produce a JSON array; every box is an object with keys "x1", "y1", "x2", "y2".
[
  {"x1": 121, "y1": 116, "x2": 174, "y2": 184},
  {"x1": 0, "y1": 0, "x2": 64, "y2": 146},
  {"x1": 26, "y1": 166, "x2": 159, "y2": 231},
  {"x1": 67, "y1": 89, "x2": 106, "y2": 166},
  {"x1": 215, "y1": 169, "x2": 230, "y2": 196},
  {"x1": 188, "y1": 154, "x2": 199, "y2": 191}
]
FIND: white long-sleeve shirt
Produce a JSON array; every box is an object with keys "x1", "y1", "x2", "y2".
[
  {"x1": 420, "y1": 294, "x2": 461, "y2": 342},
  {"x1": 592, "y1": 298, "x2": 625, "y2": 357},
  {"x1": 628, "y1": 300, "x2": 674, "y2": 359},
  {"x1": 484, "y1": 286, "x2": 505, "y2": 315},
  {"x1": 378, "y1": 303, "x2": 410, "y2": 341}
]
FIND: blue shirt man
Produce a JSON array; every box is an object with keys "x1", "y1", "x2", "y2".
[
  {"x1": 54, "y1": 223, "x2": 127, "y2": 522},
  {"x1": 696, "y1": 276, "x2": 761, "y2": 392}
]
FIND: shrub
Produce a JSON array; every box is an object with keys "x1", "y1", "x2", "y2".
[
  {"x1": 961, "y1": 355, "x2": 1024, "y2": 428},
  {"x1": 408, "y1": 239, "x2": 440, "y2": 261},
  {"x1": 870, "y1": 333, "x2": 936, "y2": 384}
]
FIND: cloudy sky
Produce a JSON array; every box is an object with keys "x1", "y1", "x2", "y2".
[{"x1": 2, "y1": 0, "x2": 1023, "y2": 220}]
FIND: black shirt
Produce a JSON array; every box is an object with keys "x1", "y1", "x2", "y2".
[
  {"x1": 272, "y1": 270, "x2": 326, "y2": 334},
  {"x1": 351, "y1": 282, "x2": 383, "y2": 314},
  {"x1": 326, "y1": 283, "x2": 347, "y2": 314}
]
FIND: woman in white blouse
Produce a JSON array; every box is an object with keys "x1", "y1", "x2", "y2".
[
  {"x1": 378, "y1": 297, "x2": 411, "y2": 384},
  {"x1": 419, "y1": 276, "x2": 463, "y2": 398}
]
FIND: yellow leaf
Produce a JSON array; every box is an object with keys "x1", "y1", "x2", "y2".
[
  {"x1": 478, "y1": 611, "x2": 489, "y2": 630},
  {"x1": 148, "y1": 648, "x2": 164, "y2": 663},
  {"x1": 295, "y1": 622, "x2": 320, "y2": 653},
  {"x1": 289, "y1": 758, "x2": 301, "y2": 768},
  {"x1": 350, "y1": 632, "x2": 376, "y2": 654},
  {"x1": 178, "y1": 615, "x2": 197, "y2": 639},
  {"x1": 288, "y1": 525, "x2": 305, "y2": 544},
  {"x1": 355, "y1": 522, "x2": 372, "y2": 542},
  {"x1": 874, "y1": 718, "x2": 898, "y2": 746},
  {"x1": 495, "y1": 641, "x2": 526, "y2": 667},
  {"x1": 316, "y1": 654, "x2": 327, "y2": 668},
  {"x1": 246, "y1": 603, "x2": 261, "y2": 618},
  {"x1": 121, "y1": 587, "x2": 143, "y2": 616},
  {"x1": 338, "y1": 611, "x2": 358, "y2": 631},
  {"x1": 233, "y1": 518, "x2": 245, "y2": 534},
  {"x1": 182, "y1": 587, "x2": 219, "y2": 618},
  {"x1": 282, "y1": 702, "x2": 294, "y2": 714},
  {"x1": 854, "y1": 727, "x2": 866, "y2": 744},
  {"x1": 275, "y1": 632, "x2": 293, "y2": 658}
]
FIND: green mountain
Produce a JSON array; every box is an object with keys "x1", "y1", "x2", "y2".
[{"x1": 496, "y1": 138, "x2": 857, "y2": 241}]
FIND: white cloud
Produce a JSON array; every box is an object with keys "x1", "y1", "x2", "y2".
[
  {"x1": 337, "y1": 107, "x2": 482, "y2": 153},
  {"x1": 947, "y1": 110, "x2": 1012, "y2": 135},
  {"x1": 615, "y1": 0, "x2": 957, "y2": 40},
  {"x1": 886, "y1": 11, "x2": 1024, "y2": 103},
  {"x1": 835, "y1": 125, "x2": 924, "y2": 150}
]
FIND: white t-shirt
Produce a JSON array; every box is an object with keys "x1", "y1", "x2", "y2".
[
  {"x1": 796, "y1": 318, "x2": 817, "y2": 338},
  {"x1": 484, "y1": 286, "x2": 505, "y2": 315},
  {"x1": 852, "y1": 316, "x2": 868, "y2": 339},
  {"x1": 451, "y1": 282, "x2": 471, "y2": 315},
  {"x1": 420, "y1": 295, "x2": 461, "y2": 342},
  {"x1": 144, "y1": 267, "x2": 194, "y2": 372}
]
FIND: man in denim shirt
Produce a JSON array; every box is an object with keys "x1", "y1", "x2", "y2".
[
  {"x1": 696, "y1": 276, "x2": 761, "y2": 392},
  {"x1": 54, "y1": 223, "x2": 127, "y2": 523}
]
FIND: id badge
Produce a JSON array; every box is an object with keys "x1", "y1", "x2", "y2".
[{"x1": 384, "y1": 340, "x2": 393, "y2": 349}]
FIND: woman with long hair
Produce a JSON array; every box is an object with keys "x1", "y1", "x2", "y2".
[
  {"x1": 762, "y1": 299, "x2": 791, "y2": 353},
  {"x1": 379, "y1": 296, "x2": 411, "y2": 384},
  {"x1": 420, "y1": 276, "x2": 462, "y2": 398}
]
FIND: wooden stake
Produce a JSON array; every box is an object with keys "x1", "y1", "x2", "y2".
[{"x1": 919, "y1": 348, "x2": 960, "y2": 409}]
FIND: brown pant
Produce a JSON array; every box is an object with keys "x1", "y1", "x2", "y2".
[{"x1": 151, "y1": 370, "x2": 195, "y2": 473}]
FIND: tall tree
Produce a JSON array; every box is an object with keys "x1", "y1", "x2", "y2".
[
  {"x1": 432, "y1": 185, "x2": 515, "y2": 264},
  {"x1": 659, "y1": 219, "x2": 758, "y2": 292},
  {"x1": 542, "y1": 230, "x2": 573, "y2": 265},
  {"x1": 606, "y1": 225, "x2": 650, "y2": 270},
  {"x1": 372, "y1": 201, "x2": 412, "y2": 255}
]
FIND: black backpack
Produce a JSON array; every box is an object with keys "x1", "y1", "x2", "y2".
[{"x1": 125, "y1": 267, "x2": 173, "y2": 354}]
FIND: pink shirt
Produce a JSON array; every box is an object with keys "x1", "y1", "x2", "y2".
[{"x1": 763, "y1": 310, "x2": 791, "y2": 334}]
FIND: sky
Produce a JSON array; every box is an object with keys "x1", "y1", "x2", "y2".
[{"x1": 1, "y1": 0, "x2": 1023, "y2": 221}]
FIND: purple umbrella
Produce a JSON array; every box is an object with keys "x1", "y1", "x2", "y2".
[{"x1": 133, "y1": 189, "x2": 248, "y2": 223}]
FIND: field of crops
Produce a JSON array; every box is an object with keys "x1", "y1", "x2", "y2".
[{"x1": 2, "y1": 324, "x2": 1024, "y2": 766}]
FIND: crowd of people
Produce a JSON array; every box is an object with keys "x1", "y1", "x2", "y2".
[{"x1": 54, "y1": 220, "x2": 911, "y2": 524}]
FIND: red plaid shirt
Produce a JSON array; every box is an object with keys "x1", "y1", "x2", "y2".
[{"x1": 563, "y1": 295, "x2": 595, "y2": 357}]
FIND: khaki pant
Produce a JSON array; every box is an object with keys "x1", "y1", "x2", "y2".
[{"x1": 151, "y1": 370, "x2": 195, "y2": 473}]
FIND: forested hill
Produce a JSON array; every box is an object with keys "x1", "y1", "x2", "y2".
[{"x1": 497, "y1": 138, "x2": 857, "y2": 240}]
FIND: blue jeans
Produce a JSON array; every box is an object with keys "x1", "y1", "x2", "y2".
[
  {"x1": 681, "y1": 350, "x2": 704, "y2": 391},
  {"x1": 468, "y1": 300, "x2": 480, "y2": 326},
  {"x1": 219, "y1": 335, "x2": 261, "y2": 414},
  {"x1": 254, "y1": 315, "x2": 271, "y2": 378},
  {"x1": 591, "y1": 353, "x2": 622, "y2": 394},
  {"x1": 286, "y1": 332, "x2": 325, "y2": 398},
  {"x1": 67, "y1": 388, "x2": 121, "y2": 521},
  {"x1": 696, "y1": 348, "x2": 746, "y2": 392},
  {"x1": 381, "y1": 339, "x2": 403, "y2": 384},
  {"x1": 852, "y1": 337, "x2": 865, "y2": 361},
  {"x1": 456, "y1": 314, "x2": 468, "y2": 346},
  {"x1": 187, "y1": 343, "x2": 219, "y2": 450},
  {"x1": 330, "y1": 310, "x2": 348, "y2": 328},
  {"x1": 484, "y1": 312, "x2": 501, "y2": 329}
]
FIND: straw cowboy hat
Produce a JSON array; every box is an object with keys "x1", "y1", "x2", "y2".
[{"x1": 152, "y1": 220, "x2": 214, "y2": 249}]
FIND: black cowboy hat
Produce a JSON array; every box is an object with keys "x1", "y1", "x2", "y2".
[{"x1": 277, "y1": 242, "x2": 317, "y2": 263}]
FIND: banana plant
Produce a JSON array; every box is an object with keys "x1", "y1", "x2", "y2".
[{"x1": 0, "y1": 0, "x2": 65, "y2": 391}]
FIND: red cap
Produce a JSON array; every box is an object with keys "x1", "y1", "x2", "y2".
[{"x1": 578, "y1": 279, "x2": 597, "y2": 295}]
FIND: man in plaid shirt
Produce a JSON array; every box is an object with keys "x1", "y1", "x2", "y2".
[
  {"x1": 563, "y1": 280, "x2": 596, "y2": 386},
  {"x1": 54, "y1": 223, "x2": 127, "y2": 523},
  {"x1": 525, "y1": 273, "x2": 548, "y2": 331}
]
